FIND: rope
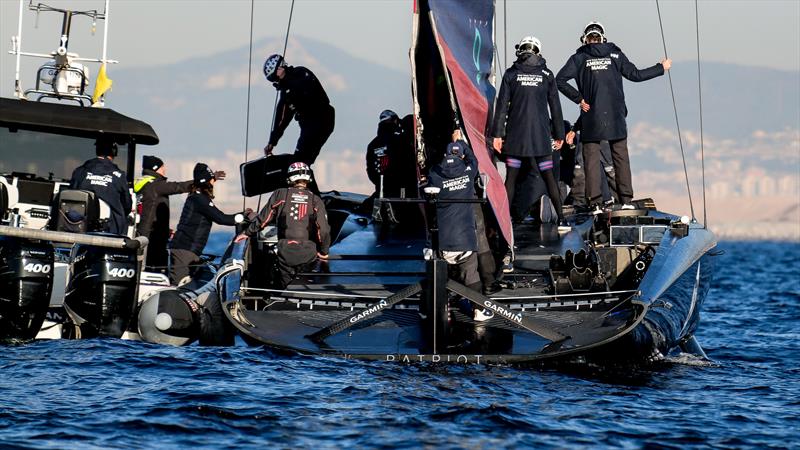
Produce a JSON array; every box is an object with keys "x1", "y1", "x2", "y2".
[
  {"x1": 503, "y1": 0, "x2": 507, "y2": 70},
  {"x1": 655, "y1": 0, "x2": 695, "y2": 220},
  {"x1": 695, "y1": 0, "x2": 708, "y2": 228},
  {"x1": 257, "y1": 0, "x2": 296, "y2": 212},
  {"x1": 242, "y1": 0, "x2": 255, "y2": 211},
  {"x1": 241, "y1": 286, "x2": 396, "y2": 300},
  {"x1": 241, "y1": 285, "x2": 639, "y2": 302}
]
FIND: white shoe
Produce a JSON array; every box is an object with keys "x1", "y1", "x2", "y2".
[
  {"x1": 474, "y1": 308, "x2": 495, "y2": 322},
  {"x1": 621, "y1": 204, "x2": 636, "y2": 210},
  {"x1": 591, "y1": 205, "x2": 604, "y2": 215}
]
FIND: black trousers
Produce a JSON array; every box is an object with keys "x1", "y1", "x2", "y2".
[
  {"x1": 170, "y1": 248, "x2": 200, "y2": 285},
  {"x1": 583, "y1": 138, "x2": 633, "y2": 205},
  {"x1": 295, "y1": 105, "x2": 335, "y2": 165}
]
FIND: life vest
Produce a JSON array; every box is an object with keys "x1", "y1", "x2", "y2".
[{"x1": 133, "y1": 175, "x2": 156, "y2": 215}]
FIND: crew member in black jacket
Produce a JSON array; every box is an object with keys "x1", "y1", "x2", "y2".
[
  {"x1": 262, "y1": 54, "x2": 335, "y2": 166},
  {"x1": 366, "y1": 110, "x2": 404, "y2": 197},
  {"x1": 169, "y1": 163, "x2": 246, "y2": 285},
  {"x1": 491, "y1": 36, "x2": 567, "y2": 230},
  {"x1": 235, "y1": 162, "x2": 331, "y2": 289},
  {"x1": 135, "y1": 156, "x2": 225, "y2": 272},
  {"x1": 556, "y1": 22, "x2": 671, "y2": 211},
  {"x1": 69, "y1": 137, "x2": 131, "y2": 235}
]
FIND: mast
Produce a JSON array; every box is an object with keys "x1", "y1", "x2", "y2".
[{"x1": 14, "y1": 0, "x2": 24, "y2": 97}]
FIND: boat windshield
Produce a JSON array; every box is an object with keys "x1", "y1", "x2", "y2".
[{"x1": 0, "y1": 128, "x2": 129, "y2": 182}]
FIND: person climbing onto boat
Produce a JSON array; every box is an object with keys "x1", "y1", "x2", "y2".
[
  {"x1": 262, "y1": 54, "x2": 335, "y2": 167},
  {"x1": 565, "y1": 117, "x2": 618, "y2": 207},
  {"x1": 234, "y1": 162, "x2": 331, "y2": 289},
  {"x1": 491, "y1": 36, "x2": 569, "y2": 232},
  {"x1": 556, "y1": 21, "x2": 671, "y2": 213},
  {"x1": 135, "y1": 156, "x2": 226, "y2": 272},
  {"x1": 169, "y1": 163, "x2": 247, "y2": 285},
  {"x1": 69, "y1": 137, "x2": 132, "y2": 236}
]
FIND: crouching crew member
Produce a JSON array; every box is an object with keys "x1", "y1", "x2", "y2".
[
  {"x1": 556, "y1": 21, "x2": 670, "y2": 211},
  {"x1": 135, "y1": 156, "x2": 226, "y2": 272},
  {"x1": 69, "y1": 137, "x2": 131, "y2": 235},
  {"x1": 427, "y1": 132, "x2": 481, "y2": 293},
  {"x1": 235, "y1": 162, "x2": 331, "y2": 289},
  {"x1": 169, "y1": 163, "x2": 246, "y2": 285},
  {"x1": 262, "y1": 54, "x2": 335, "y2": 166}
]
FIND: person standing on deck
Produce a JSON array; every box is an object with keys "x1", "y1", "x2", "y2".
[
  {"x1": 565, "y1": 118, "x2": 618, "y2": 207},
  {"x1": 235, "y1": 162, "x2": 331, "y2": 289},
  {"x1": 262, "y1": 54, "x2": 335, "y2": 168},
  {"x1": 169, "y1": 163, "x2": 247, "y2": 285},
  {"x1": 69, "y1": 137, "x2": 131, "y2": 236},
  {"x1": 556, "y1": 22, "x2": 671, "y2": 212},
  {"x1": 427, "y1": 133, "x2": 481, "y2": 288},
  {"x1": 135, "y1": 156, "x2": 226, "y2": 272},
  {"x1": 491, "y1": 36, "x2": 568, "y2": 232}
]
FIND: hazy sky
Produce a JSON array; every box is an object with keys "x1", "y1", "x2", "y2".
[{"x1": 1, "y1": 0, "x2": 798, "y2": 99}]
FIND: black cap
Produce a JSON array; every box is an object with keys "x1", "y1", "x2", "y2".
[
  {"x1": 193, "y1": 163, "x2": 215, "y2": 185},
  {"x1": 142, "y1": 155, "x2": 164, "y2": 172}
]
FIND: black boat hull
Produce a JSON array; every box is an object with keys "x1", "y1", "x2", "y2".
[{"x1": 215, "y1": 210, "x2": 716, "y2": 364}]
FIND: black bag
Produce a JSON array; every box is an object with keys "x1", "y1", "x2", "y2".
[{"x1": 239, "y1": 154, "x2": 296, "y2": 197}]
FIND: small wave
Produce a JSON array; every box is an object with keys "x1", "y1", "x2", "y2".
[{"x1": 663, "y1": 352, "x2": 718, "y2": 367}]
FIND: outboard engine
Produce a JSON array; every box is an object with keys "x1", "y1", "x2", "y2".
[
  {"x1": 63, "y1": 243, "x2": 138, "y2": 338},
  {"x1": 0, "y1": 237, "x2": 55, "y2": 340},
  {"x1": 138, "y1": 289, "x2": 234, "y2": 346}
]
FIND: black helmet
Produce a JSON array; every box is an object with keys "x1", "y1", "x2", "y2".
[
  {"x1": 379, "y1": 109, "x2": 399, "y2": 123},
  {"x1": 263, "y1": 54, "x2": 285, "y2": 82}
]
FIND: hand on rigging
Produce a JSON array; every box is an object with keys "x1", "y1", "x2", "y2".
[{"x1": 661, "y1": 58, "x2": 672, "y2": 71}]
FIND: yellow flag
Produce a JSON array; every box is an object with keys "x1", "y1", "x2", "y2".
[{"x1": 92, "y1": 63, "x2": 113, "y2": 103}]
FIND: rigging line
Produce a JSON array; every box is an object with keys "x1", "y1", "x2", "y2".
[
  {"x1": 503, "y1": 0, "x2": 507, "y2": 70},
  {"x1": 655, "y1": 0, "x2": 695, "y2": 220},
  {"x1": 258, "y1": 0, "x2": 296, "y2": 212},
  {"x1": 242, "y1": 0, "x2": 255, "y2": 210},
  {"x1": 695, "y1": 0, "x2": 707, "y2": 228}
]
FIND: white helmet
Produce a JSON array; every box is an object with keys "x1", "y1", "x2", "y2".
[
  {"x1": 515, "y1": 36, "x2": 541, "y2": 56},
  {"x1": 287, "y1": 161, "x2": 312, "y2": 184},
  {"x1": 581, "y1": 21, "x2": 606, "y2": 44}
]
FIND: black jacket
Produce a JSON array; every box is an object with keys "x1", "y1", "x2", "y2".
[
  {"x1": 269, "y1": 66, "x2": 333, "y2": 146},
  {"x1": 245, "y1": 186, "x2": 331, "y2": 255},
  {"x1": 365, "y1": 121, "x2": 417, "y2": 198},
  {"x1": 171, "y1": 191, "x2": 240, "y2": 256},
  {"x1": 556, "y1": 43, "x2": 664, "y2": 142},
  {"x1": 134, "y1": 169, "x2": 192, "y2": 266},
  {"x1": 69, "y1": 157, "x2": 131, "y2": 235},
  {"x1": 492, "y1": 54, "x2": 565, "y2": 157},
  {"x1": 427, "y1": 141, "x2": 478, "y2": 252}
]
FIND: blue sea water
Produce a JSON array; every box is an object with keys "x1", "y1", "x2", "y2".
[{"x1": 1, "y1": 239, "x2": 799, "y2": 449}]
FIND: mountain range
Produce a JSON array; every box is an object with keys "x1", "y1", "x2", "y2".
[{"x1": 104, "y1": 35, "x2": 798, "y2": 240}]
